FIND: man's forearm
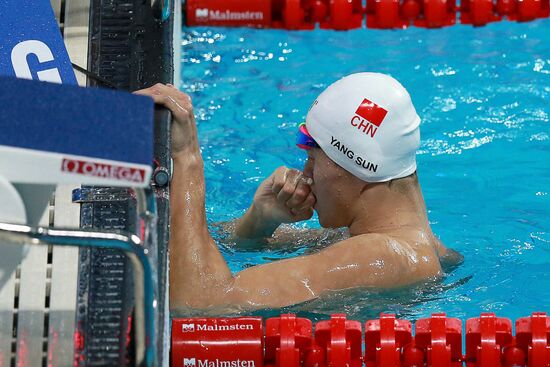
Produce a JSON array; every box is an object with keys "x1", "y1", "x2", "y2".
[
  {"x1": 134, "y1": 84, "x2": 237, "y2": 309},
  {"x1": 169, "y1": 151, "x2": 233, "y2": 309},
  {"x1": 234, "y1": 203, "x2": 281, "y2": 239}
]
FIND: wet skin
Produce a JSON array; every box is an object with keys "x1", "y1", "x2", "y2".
[{"x1": 135, "y1": 84, "x2": 462, "y2": 311}]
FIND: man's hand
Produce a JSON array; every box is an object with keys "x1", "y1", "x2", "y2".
[
  {"x1": 254, "y1": 166, "x2": 316, "y2": 224},
  {"x1": 137, "y1": 83, "x2": 236, "y2": 309},
  {"x1": 134, "y1": 83, "x2": 196, "y2": 157},
  {"x1": 235, "y1": 167, "x2": 316, "y2": 239}
]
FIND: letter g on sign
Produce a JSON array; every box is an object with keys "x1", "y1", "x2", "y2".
[{"x1": 10, "y1": 40, "x2": 62, "y2": 83}]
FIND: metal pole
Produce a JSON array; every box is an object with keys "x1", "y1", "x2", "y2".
[{"x1": 0, "y1": 223, "x2": 157, "y2": 367}]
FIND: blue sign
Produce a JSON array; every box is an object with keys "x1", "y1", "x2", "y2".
[
  {"x1": 0, "y1": 76, "x2": 154, "y2": 165},
  {"x1": 0, "y1": 0, "x2": 77, "y2": 84}
]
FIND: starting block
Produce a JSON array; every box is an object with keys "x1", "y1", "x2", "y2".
[
  {"x1": 0, "y1": 76, "x2": 157, "y2": 366},
  {"x1": 0, "y1": 76, "x2": 154, "y2": 189}
]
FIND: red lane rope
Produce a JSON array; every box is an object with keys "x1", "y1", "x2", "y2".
[
  {"x1": 172, "y1": 312, "x2": 550, "y2": 367},
  {"x1": 185, "y1": 0, "x2": 549, "y2": 30}
]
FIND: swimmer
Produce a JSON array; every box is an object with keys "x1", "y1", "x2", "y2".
[{"x1": 135, "y1": 73, "x2": 463, "y2": 311}]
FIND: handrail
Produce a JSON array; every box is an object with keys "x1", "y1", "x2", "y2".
[{"x1": 0, "y1": 222, "x2": 157, "y2": 367}]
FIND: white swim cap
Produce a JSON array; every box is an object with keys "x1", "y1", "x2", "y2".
[{"x1": 305, "y1": 73, "x2": 421, "y2": 182}]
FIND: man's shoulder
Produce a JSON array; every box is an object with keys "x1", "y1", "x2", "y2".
[
  {"x1": 329, "y1": 232, "x2": 402, "y2": 248},
  {"x1": 322, "y1": 232, "x2": 406, "y2": 259},
  {"x1": 325, "y1": 232, "x2": 443, "y2": 282}
]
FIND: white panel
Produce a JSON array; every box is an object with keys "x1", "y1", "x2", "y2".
[
  {"x1": 63, "y1": 0, "x2": 90, "y2": 87},
  {"x1": 0, "y1": 178, "x2": 28, "y2": 367},
  {"x1": 12, "y1": 184, "x2": 56, "y2": 227},
  {"x1": 50, "y1": 0, "x2": 63, "y2": 23},
  {"x1": 15, "y1": 207, "x2": 50, "y2": 367},
  {"x1": 0, "y1": 271, "x2": 15, "y2": 367},
  {"x1": 15, "y1": 248, "x2": 48, "y2": 367},
  {"x1": 47, "y1": 0, "x2": 91, "y2": 362},
  {"x1": 47, "y1": 186, "x2": 81, "y2": 367},
  {"x1": 0, "y1": 146, "x2": 152, "y2": 188}
]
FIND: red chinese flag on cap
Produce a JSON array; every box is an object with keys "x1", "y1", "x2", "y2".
[{"x1": 355, "y1": 98, "x2": 388, "y2": 127}]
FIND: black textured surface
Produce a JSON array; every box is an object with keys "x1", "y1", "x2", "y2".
[
  {"x1": 76, "y1": 189, "x2": 137, "y2": 367},
  {"x1": 152, "y1": 106, "x2": 172, "y2": 341},
  {"x1": 75, "y1": 0, "x2": 174, "y2": 365}
]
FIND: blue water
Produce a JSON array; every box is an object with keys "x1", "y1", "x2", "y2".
[{"x1": 180, "y1": 18, "x2": 550, "y2": 322}]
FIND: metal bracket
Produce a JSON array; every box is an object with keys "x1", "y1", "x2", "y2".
[
  {"x1": 0, "y1": 222, "x2": 157, "y2": 367},
  {"x1": 152, "y1": 0, "x2": 172, "y2": 21}
]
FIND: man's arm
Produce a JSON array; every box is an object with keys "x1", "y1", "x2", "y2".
[
  {"x1": 212, "y1": 151, "x2": 322, "y2": 250},
  {"x1": 136, "y1": 85, "x2": 439, "y2": 311},
  {"x1": 136, "y1": 84, "x2": 233, "y2": 309},
  {"x1": 219, "y1": 234, "x2": 440, "y2": 309},
  {"x1": 233, "y1": 166, "x2": 316, "y2": 239},
  {"x1": 169, "y1": 230, "x2": 440, "y2": 311},
  {"x1": 214, "y1": 221, "x2": 347, "y2": 253}
]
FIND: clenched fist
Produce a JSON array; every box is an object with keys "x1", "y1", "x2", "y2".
[{"x1": 252, "y1": 166, "x2": 317, "y2": 225}]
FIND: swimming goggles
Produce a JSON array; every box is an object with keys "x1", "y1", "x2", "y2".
[{"x1": 296, "y1": 123, "x2": 320, "y2": 150}]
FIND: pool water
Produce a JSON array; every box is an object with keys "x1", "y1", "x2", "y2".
[{"x1": 180, "y1": 18, "x2": 550, "y2": 322}]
